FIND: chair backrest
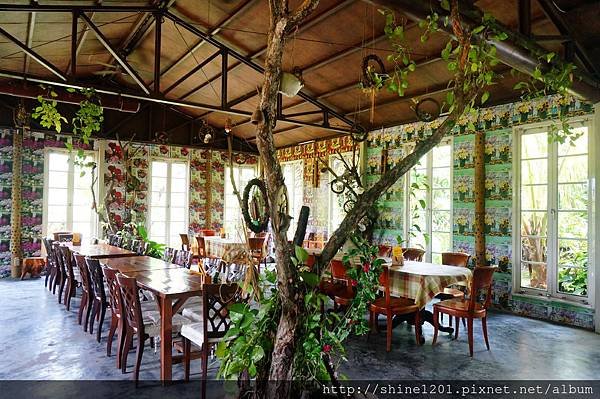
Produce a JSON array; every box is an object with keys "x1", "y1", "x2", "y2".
[
  {"x1": 86, "y1": 257, "x2": 106, "y2": 302},
  {"x1": 58, "y1": 246, "x2": 74, "y2": 279},
  {"x1": 174, "y1": 250, "x2": 192, "y2": 268},
  {"x1": 163, "y1": 247, "x2": 176, "y2": 262},
  {"x1": 180, "y1": 233, "x2": 190, "y2": 251},
  {"x1": 56, "y1": 233, "x2": 73, "y2": 243},
  {"x1": 198, "y1": 229, "x2": 216, "y2": 237},
  {"x1": 378, "y1": 245, "x2": 392, "y2": 257},
  {"x1": 305, "y1": 254, "x2": 316, "y2": 271},
  {"x1": 129, "y1": 239, "x2": 140, "y2": 251},
  {"x1": 42, "y1": 237, "x2": 55, "y2": 256},
  {"x1": 113, "y1": 235, "x2": 124, "y2": 247},
  {"x1": 116, "y1": 273, "x2": 143, "y2": 332},
  {"x1": 196, "y1": 236, "x2": 207, "y2": 258},
  {"x1": 139, "y1": 241, "x2": 149, "y2": 256},
  {"x1": 202, "y1": 283, "x2": 248, "y2": 340},
  {"x1": 441, "y1": 252, "x2": 470, "y2": 267},
  {"x1": 468, "y1": 266, "x2": 497, "y2": 312},
  {"x1": 52, "y1": 243, "x2": 66, "y2": 275},
  {"x1": 402, "y1": 248, "x2": 425, "y2": 261},
  {"x1": 248, "y1": 237, "x2": 266, "y2": 254},
  {"x1": 73, "y1": 254, "x2": 92, "y2": 295},
  {"x1": 330, "y1": 259, "x2": 349, "y2": 282},
  {"x1": 378, "y1": 265, "x2": 393, "y2": 307},
  {"x1": 102, "y1": 266, "x2": 123, "y2": 318}
]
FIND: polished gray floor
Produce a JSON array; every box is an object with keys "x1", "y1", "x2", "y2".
[{"x1": 2, "y1": 278, "x2": 600, "y2": 384}]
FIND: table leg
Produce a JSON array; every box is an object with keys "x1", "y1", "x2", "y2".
[
  {"x1": 391, "y1": 309, "x2": 454, "y2": 344},
  {"x1": 160, "y1": 296, "x2": 173, "y2": 384}
]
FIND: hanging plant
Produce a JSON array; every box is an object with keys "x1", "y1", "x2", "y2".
[
  {"x1": 31, "y1": 85, "x2": 67, "y2": 133},
  {"x1": 414, "y1": 97, "x2": 441, "y2": 122},
  {"x1": 68, "y1": 87, "x2": 103, "y2": 146},
  {"x1": 242, "y1": 178, "x2": 270, "y2": 234}
]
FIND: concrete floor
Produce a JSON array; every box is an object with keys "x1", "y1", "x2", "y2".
[{"x1": 2, "y1": 278, "x2": 600, "y2": 391}]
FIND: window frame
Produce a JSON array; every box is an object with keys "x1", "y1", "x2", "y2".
[
  {"x1": 223, "y1": 163, "x2": 257, "y2": 238},
  {"x1": 513, "y1": 116, "x2": 595, "y2": 306},
  {"x1": 42, "y1": 147, "x2": 99, "y2": 239},
  {"x1": 403, "y1": 138, "x2": 454, "y2": 263},
  {"x1": 328, "y1": 152, "x2": 356, "y2": 235},
  {"x1": 147, "y1": 157, "x2": 189, "y2": 248},
  {"x1": 281, "y1": 159, "x2": 304, "y2": 240}
]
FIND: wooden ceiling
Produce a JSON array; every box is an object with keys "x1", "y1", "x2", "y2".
[{"x1": 0, "y1": 0, "x2": 598, "y2": 148}]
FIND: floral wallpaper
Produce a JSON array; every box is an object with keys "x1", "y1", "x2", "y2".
[
  {"x1": 365, "y1": 94, "x2": 595, "y2": 330},
  {"x1": 0, "y1": 129, "x2": 13, "y2": 277}
]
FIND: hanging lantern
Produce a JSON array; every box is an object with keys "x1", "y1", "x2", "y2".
[
  {"x1": 279, "y1": 67, "x2": 304, "y2": 97},
  {"x1": 13, "y1": 99, "x2": 30, "y2": 128}
]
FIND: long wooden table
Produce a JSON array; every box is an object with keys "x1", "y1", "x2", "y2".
[
  {"x1": 64, "y1": 243, "x2": 137, "y2": 259},
  {"x1": 120, "y1": 267, "x2": 206, "y2": 382},
  {"x1": 101, "y1": 256, "x2": 182, "y2": 273}
]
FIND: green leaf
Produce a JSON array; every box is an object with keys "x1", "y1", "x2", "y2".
[
  {"x1": 440, "y1": 0, "x2": 450, "y2": 11},
  {"x1": 229, "y1": 303, "x2": 247, "y2": 314},
  {"x1": 300, "y1": 271, "x2": 320, "y2": 288},
  {"x1": 251, "y1": 346, "x2": 265, "y2": 363},
  {"x1": 472, "y1": 25, "x2": 485, "y2": 34},
  {"x1": 447, "y1": 61, "x2": 457, "y2": 71},
  {"x1": 295, "y1": 245, "x2": 308, "y2": 263},
  {"x1": 481, "y1": 91, "x2": 490, "y2": 104},
  {"x1": 446, "y1": 91, "x2": 454, "y2": 106}
]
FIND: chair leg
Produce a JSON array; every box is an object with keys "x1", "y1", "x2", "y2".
[
  {"x1": 414, "y1": 310, "x2": 422, "y2": 346},
  {"x1": 201, "y1": 343, "x2": 209, "y2": 399},
  {"x1": 386, "y1": 313, "x2": 392, "y2": 352},
  {"x1": 97, "y1": 304, "x2": 107, "y2": 342},
  {"x1": 482, "y1": 316, "x2": 490, "y2": 350},
  {"x1": 89, "y1": 300, "x2": 99, "y2": 335},
  {"x1": 65, "y1": 280, "x2": 75, "y2": 311},
  {"x1": 467, "y1": 317, "x2": 474, "y2": 357},
  {"x1": 183, "y1": 337, "x2": 191, "y2": 382},
  {"x1": 107, "y1": 314, "x2": 118, "y2": 356},
  {"x1": 57, "y1": 274, "x2": 65, "y2": 304},
  {"x1": 462, "y1": 317, "x2": 466, "y2": 328},
  {"x1": 116, "y1": 319, "x2": 126, "y2": 370},
  {"x1": 121, "y1": 327, "x2": 133, "y2": 374},
  {"x1": 454, "y1": 316, "x2": 460, "y2": 339},
  {"x1": 44, "y1": 267, "x2": 50, "y2": 287},
  {"x1": 432, "y1": 308, "x2": 439, "y2": 346},
  {"x1": 83, "y1": 297, "x2": 93, "y2": 332},
  {"x1": 78, "y1": 292, "x2": 87, "y2": 325},
  {"x1": 134, "y1": 335, "x2": 145, "y2": 387}
]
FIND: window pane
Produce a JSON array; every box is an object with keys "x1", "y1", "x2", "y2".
[
  {"x1": 47, "y1": 205, "x2": 67, "y2": 223},
  {"x1": 171, "y1": 163, "x2": 187, "y2": 179},
  {"x1": 558, "y1": 239, "x2": 588, "y2": 296},
  {"x1": 557, "y1": 155, "x2": 587, "y2": 183},
  {"x1": 151, "y1": 207, "x2": 167, "y2": 222},
  {"x1": 152, "y1": 176, "x2": 167, "y2": 193},
  {"x1": 520, "y1": 212, "x2": 547, "y2": 237},
  {"x1": 170, "y1": 207, "x2": 186, "y2": 222},
  {"x1": 521, "y1": 186, "x2": 547, "y2": 210},
  {"x1": 48, "y1": 171, "x2": 68, "y2": 187},
  {"x1": 520, "y1": 160, "x2": 547, "y2": 184},
  {"x1": 521, "y1": 237, "x2": 547, "y2": 263},
  {"x1": 432, "y1": 211, "x2": 451, "y2": 232},
  {"x1": 558, "y1": 183, "x2": 588, "y2": 210},
  {"x1": 47, "y1": 221, "x2": 67, "y2": 235},
  {"x1": 521, "y1": 132, "x2": 548, "y2": 159},
  {"x1": 558, "y1": 267, "x2": 587, "y2": 296},
  {"x1": 73, "y1": 189, "x2": 93, "y2": 206},
  {"x1": 558, "y1": 128, "x2": 587, "y2": 156},
  {"x1": 170, "y1": 222, "x2": 185, "y2": 236},
  {"x1": 151, "y1": 161, "x2": 168, "y2": 177},
  {"x1": 521, "y1": 261, "x2": 547, "y2": 290},
  {"x1": 72, "y1": 205, "x2": 92, "y2": 222},
  {"x1": 432, "y1": 169, "x2": 450, "y2": 189},
  {"x1": 48, "y1": 152, "x2": 69, "y2": 171},
  {"x1": 433, "y1": 144, "x2": 451, "y2": 167},
  {"x1": 432, "y1": 189, "x2": 450, "y2": 210},
  {"x1": 151, "y1": 191, "x2": 167, "y2": 207},
  {"x1": 432, "y1": 232, "x2": 451, "y2": 253},
  {"x1": 170, "y1": 192, "x2": 186, "y2": 207},
  {"x1": 150, "y1": 221, "x2": 166, "y2": 239},
  {"x1": 171, "y1": 178, "x2": 186, "y2": 193},
  {"x1": 47, "y1": 188, "x2": 68, "y2": 205},
  {"x1": 557, "y1": 212, "x2": 588, "y2": 239}
]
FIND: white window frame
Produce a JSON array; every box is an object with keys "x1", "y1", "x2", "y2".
[
  {"x1": 404, "y1": 138, "x2": 453, "y2": 263},
  {"x1": 328, "y1": 152, "x2": 355, "y2": 235},
  {"x1": 148, "y1": 158, "x2": 189, "y2": 247},
  {"x1": 281, "y1": 160, "x2": 304, "y2": 240},
  {"x1": 224, "y1": 163, "x2": 257, "y2": 238},
  {"x1": 42, "y1": 147, "x2": 99, "y2": 239},
  {"x1": 512, "y1": 116, "x2": 595, "y2": 307}
]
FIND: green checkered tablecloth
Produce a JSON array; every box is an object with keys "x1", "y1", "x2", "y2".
[
  {"x1": 388, "y1": 261, "x2": 472, "y2": 308},
  {"x1": 203, "y1": 236, "x2": 246, "y2": 259}
]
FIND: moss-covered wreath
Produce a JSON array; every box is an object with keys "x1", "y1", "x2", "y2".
[{"x1": 242, "y1": 178, "x2": 270, "y2": 234}]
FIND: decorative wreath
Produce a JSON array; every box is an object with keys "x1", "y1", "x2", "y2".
[
  {"x1": 361, "y1": 54, "x2": 386, "y2": 89},
  {"x1": 242, "y1": 178, "x2": 270, "y2": 234},
  {"x1": 350, "y1": 124, "x2": 368, "y2": 142},
  {"x1": 415, "y1": 97, "x2": 441, "y2": 122},
  {"x1": 330, "y1": 178, "x2": 345, "y2": 194}
]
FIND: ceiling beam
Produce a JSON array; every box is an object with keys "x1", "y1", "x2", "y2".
[
  {"x1": 163, "y1": 50, "x2": 221, "y2": 95},
  {"x1": 0, "y1": 25, "x2": 66, "y2": 81},
  {"x1": 66, "y1": 11, "x2": 94, "y2": 75},
  {"x1": 22, "y1": 11, "x2": 36, "y2": 75},
  {"x1": 80, "y1": 13, "x2": 150, "y2": 94},
  {"x1": 158, "y1": 0, "x2": 258, "y2": 81},
  {"x1": 0, "y1": 4, "x2": 158, "y2": 12},
  {"x1": 176, "y1": 0, "x2": 356, "y2": 101}
]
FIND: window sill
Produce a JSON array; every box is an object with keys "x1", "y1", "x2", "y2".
[{"x1": 511, "y1": 292, "x2": 594, "y2": 311}]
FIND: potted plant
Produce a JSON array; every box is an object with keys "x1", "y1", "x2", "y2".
[
  {"x1": 457, "y1": 115, "x2": 469, "y2": 134},
  {"x1": 368, "y1": 158, "x2": 379, "y2": 175}
]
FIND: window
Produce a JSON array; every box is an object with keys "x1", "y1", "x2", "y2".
[
  {"x1": 405, "y1": 141, "x2": 453, "y2": 263},
  {"x1": 149, "y1": 160, "x2": 188, "y2": 247},
  {"x1": 43, "y1": 150, "x2": 98, "y2": 241},
  {"x1": 516, "y1": 122, "x2": 593, "y2": 304},
  {"x1": 224, "y1": 165, "x2": 256, "y2": 238},
  {"x1": 282, "y1": 160, "x2": 304, "y2": 240}
]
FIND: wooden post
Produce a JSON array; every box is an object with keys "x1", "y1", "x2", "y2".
[
  {"x1": 473, "y1": 130, "x2": 486, "y2": 266},
  {"x1": 10, "y1": 127, "x2": 23, "y2": 277}
]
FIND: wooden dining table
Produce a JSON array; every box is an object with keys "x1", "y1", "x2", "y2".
[
  {"x1": 120, "y1": 267, "x2": 206, "y2": 382},
  {"x1": 203, "y1": 236, "x2": 246, "y2": 258},
  {"x1": 100, "y1": 256, "x2": 182, "y2": 273},
  {"x1": 64, "y1": 243, "x2": 137, "y2": 259}
]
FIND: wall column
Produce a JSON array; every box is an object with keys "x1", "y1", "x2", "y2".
[
  {"x1": 9, "y1": 127, "x2": 23, "y2": 277},
  {"x1": 205, "y1": 150, "x2": 212, "y2": 228},
  {"x1": 474, "y1": 130, "x2": 486, "y2": 267}
]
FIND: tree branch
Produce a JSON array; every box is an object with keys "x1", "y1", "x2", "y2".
[{"x1": 287, "y1": 0, "x2": 320, "y2": 32}]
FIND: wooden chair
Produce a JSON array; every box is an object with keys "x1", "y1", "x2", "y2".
[
  {"x1": 42, "y1": 238, "x2": 57, "y2": 290},
  {"x1": 318, "y1": 259, "x2": 350, "y2": 301},
  {"x1": 87, "y1": 257, "x2": 108, "y2": 343},
  {"x1": 55, "y1": 232, "x2": 73, "y2": 242},
  {"x1": 180, "y1": 233, "x2": 191, "y2": 251},
  {"x1": 181, "y1": 283, "x2": 248, "y2": 398},
  {"x1": 73, "y1": 254, "x2": 93, "y2": 332},
  {"x1": 438, "y1": 252, "x2": 471, "y2": 299},
  {"x1": 52, "y1": 243, "x2": 67, "y2": 304},
  {"x1": 378, "y1": 244, "x2": 392, "y2": 257},
  {"x1": 249, "y1": 236, "x2": 268, "y2": 271},
  {"x1": 369, "y1": 265, "x2": 421, "y2": 351},
  {"x1": 432, "y1": 266, "x2": 497, "y2": 357},
  {"x1": 102, "y1": 266, "x2": 127, "y2": 370},
  {"x1": 117, "y1": 274, "x2": 189, "y2": 385},
  {"x1": 402, "y1": 247, "x2": 425, "y2": 261},
  {"x1": 175, "y1": 250, "x2": 193, "y2": 268},
  {"x1": 163, "y1": 247, "x2": 176, "y2": 263},
  {"x1": 59, "y1": 246, "x2": 78, "y2": 310}
]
